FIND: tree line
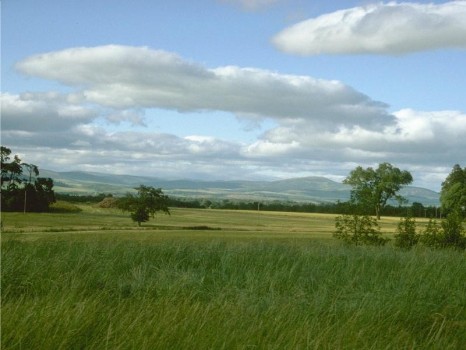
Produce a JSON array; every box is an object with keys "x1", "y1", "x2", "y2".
[
  {"x1": 2, "y1": 146, "x2": 465, "y2": 224},
  {"x1": 55, "y1": 162, "x2": 466, "y2": 220},
  {"x1": 115, "y1": 162, "x2": 463, "y2": 230},
  {"x1": 333, "y1": 163, "x2": 465, "y2": 250},
  {"x1": 55, "y1": 192, "x2": 441, "y2": 218},
  {"x1": 166, "y1": 197, "x2": 441, "y2": 218},
  {"x1": 1, "y1": 146, "x2": 56, "y2": 212}
]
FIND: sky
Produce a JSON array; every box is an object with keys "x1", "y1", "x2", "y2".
[{"x1": 2, "y1": 0, "x2": 466, "y2": 191}]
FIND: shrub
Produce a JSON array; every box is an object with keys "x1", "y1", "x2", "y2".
[
  {"x1": 394, "y1": 215, "x2": 419, "y2": 249},
  {"x1": 440, "y1": 210, "x2": 466, "y2": 249},
  {"x1": 419, "y1": 218, "x2": 442, "y2": 248},
  {"x1": 420, "y1": 212, "x2": 466, "y2": 250},
  {"x1": 334, "y1": 214, "x2": 389, "y2": 246}
]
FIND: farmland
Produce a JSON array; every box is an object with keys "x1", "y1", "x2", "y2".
[{"x1": 2, "y1": 206, "x2": 465, "y2": 349}]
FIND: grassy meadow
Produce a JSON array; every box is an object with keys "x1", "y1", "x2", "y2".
[{"x1": 2, "y1": 206, "x2": 465, "y2": 349}]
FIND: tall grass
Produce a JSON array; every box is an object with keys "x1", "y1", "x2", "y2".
[{"x1": 3, "y1": 237, "x2": 465, "y2": 349}]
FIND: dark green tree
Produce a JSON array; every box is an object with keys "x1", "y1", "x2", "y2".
[
  {"x1": 1, "y1": 146, "x2": 55, "y2": 212},
  {"x1": 394, "y1": 214, "x2": 419, "y2": 249},
  {"x1": 334, "y1": 214, "x2": 389, "y2": 246},
  {"x1": 30, "y1": 177, "x2": 56, "y2": 212},
  {"x1": 343, "y1": 163, "x2": 413, "y2": 219},
  {"x1": 419, "y1": 211, "x2": 465, "y2": 250},
  {"x1": 440, "y1": 210, "x2": 466, "y2": 249},
  {"x1": 130, "y1": 207, "x2": 150, "y2": 225},
  {"x1": 22, "y1": 163, "x2": 40, "y2": 213},
  {"x1": 1, "y1": 146, "x2": 23, "y2": 190},
  {"x1": 440, "y1": 164, "x2": 466, "y2": 217},
  {"x1": 420, "y1": 218, "x2": 443, "y2": 248},
  {"x1": 118, "y1": 185, "x2": 170, "y2": 226}
]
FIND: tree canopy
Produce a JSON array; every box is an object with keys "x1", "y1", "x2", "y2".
[
  {"x1": 118, "y1": 185, "x2": 170, "y2": 226},
  {"x1": 440, "y1": 164, "x2": 466, "y2": 216},
  {"x1": 1, "y1": 146, "x2": 55, "y2": 212},
  {"x1": 343, "y1": 162, "x2": 413, "y2": 219}
]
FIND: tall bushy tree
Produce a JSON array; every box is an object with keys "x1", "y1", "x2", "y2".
[
  {"x1": 420, "y1": 218, "x2": 443, "y2": 248},
  {"x1": 394, "y1": 214, "x2": 419, "y2": 249},
  {"x1": 440, "y1": 164, "x2": 466, "y2": 217},
  {"x1": 1, "y1": 146, "x2": 23, "y2": 190},
  {"x1": 118, "y1": 185, "x2": 170, "y2": 226},
  {"x1": 1, "y1": 146, "x2": 55, "y2": 212},
  {"x1": 344, "y1": 163, "x2": 413, "y2": 219},
  {"x1": 420, "y1": 212, "x2": 466, "y2": 250},
  {"x1": 440, "y1": 210, "x2": 466, "y2": 249},
  {"x1": 334, "y1": 214, "x2": 389, "y2": 246}
]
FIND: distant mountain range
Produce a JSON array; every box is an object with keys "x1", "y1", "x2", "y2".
[{"x1": 41, "y1": 169, "x2": 440, "y2": 206}]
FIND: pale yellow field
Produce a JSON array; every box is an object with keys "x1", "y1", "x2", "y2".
[{"x1": 2, "y1": 205, "x2": 432, "y2": 243}]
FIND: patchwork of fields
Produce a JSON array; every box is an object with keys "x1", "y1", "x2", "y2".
[
  {"x1": 2, "y1": 206, "x2": 404, "y2": 240},
  {"x1": 2, "y1": 206, "x2": 465, "y2": 349}
]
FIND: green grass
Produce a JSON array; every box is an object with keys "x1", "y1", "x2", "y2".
[{"x1": 2, "y1": 207, "x2": 465, "y2": 349}]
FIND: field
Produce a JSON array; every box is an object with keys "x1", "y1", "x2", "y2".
[{"x1": 2, "y1": 206, "x2": 465, "y2": 349}]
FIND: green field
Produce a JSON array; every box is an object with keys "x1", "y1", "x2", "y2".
[{"x1": 2, "y1": 206, "x2": 465, "y2": 349}]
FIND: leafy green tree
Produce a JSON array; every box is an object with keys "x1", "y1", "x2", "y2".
[
  {"x1": 1, "y1": 146, "x2": 23, "y2": 190},
  {"x1": 420, "y1": 218, "x2": 443, "y2": 248},
  {"x1": 394, "y1": 214, "x2": 419, "y2": 249},
  {"x1": 410, "y1": 202, "x2": 425, "y2": 218},
  {"x1": 118, "y1": 185, "x2": 170, "y2": 226},
  {"x1": 30, "y1": 177, "x2": 56, "y2": 212},
  {"x1": 23, "y1": 163, "x2": 39, "y2": 184},
  {"x1": 343, "y1": 162, "x2": 413, "y2": 219},
  {"x1": 22, "y1": 163, "x2": 40, "y2": 213},
  {"x1": 334, "y1": 214, "x2": 389, "y2": 246},
  {"x1": 419, "y1": 212, "x2": 466, "y2": 250},
  {"x1": 440, "y1": 164, "x2": 466, "y2": 217},
  {"x1": 1, "y1": 146, "x2": 55, "y2": 212},
  {"x1": 130, "y1": 207, "x2": 150, "y2": 225},
  {"x1": 440, "y1": 210, "x2": 466, "y2": 249}
]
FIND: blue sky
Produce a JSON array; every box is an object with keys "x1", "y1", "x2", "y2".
[{"x1": 2, "y1": 0, "x2": 466, "y2": 191}]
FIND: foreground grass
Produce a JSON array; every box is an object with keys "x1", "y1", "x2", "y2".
[
  {"x1": 2, "y1": 207, "x2": 465, "y2": 348},
  {"x1": 3, "y1": 237, "x2": 466, "y2": 349}
]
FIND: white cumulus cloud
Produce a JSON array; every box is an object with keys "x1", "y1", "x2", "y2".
[
  {"x1": 16, "y1": 45, "x2": 390, "y2": 128},
  {"x1": 6, "y1": 45, "x2": 466, "y2": 190},
  {"x1": 273, "y1": 1, "x2": 466, "y2": 55},
  {"x1": 250, "y1": 108, "x2": 466, "y2": 166},
  {"x1": 1, "y1": 92, "x2": 97, "y2": 132}
]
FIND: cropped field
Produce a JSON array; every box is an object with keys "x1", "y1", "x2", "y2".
[{"x1": 2, "y1": 206, "x2": 465, "y2": 349}]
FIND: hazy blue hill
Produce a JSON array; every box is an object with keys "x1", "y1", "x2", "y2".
[
  {"x1": 158, "y1": 179, "x2": 261, "y2": 190},
  {"x1": 398, "y1": 186, "x2": 441, "y2": 205},
  {"x1": 269, "y1": 177, "x2": 345, "y2": 191},
  {"x1": 42, "y1": 170, "x2": 440, "y2": 206}
]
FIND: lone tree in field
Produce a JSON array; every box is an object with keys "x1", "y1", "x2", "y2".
[
  {"x1": 344, "y1": 163, "x2": 413, "y2": 219},
  {"x1": 118, "y1": 185, "x2": 170, "y2": 226},
  {"x1": 440, "y1": 164, "x2": 466, "y2": 217}
]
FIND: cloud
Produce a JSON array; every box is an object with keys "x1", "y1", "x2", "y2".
[
  {"x1": 1, "y1": 92, "x2": 97, "y2": 132},
  {"x1": 273, "y1": 1, "x2": 466, "y2": 55},
  {"x1": 16, "y1": 45, "x2": 390, "y2": 129},
  {"x1": 4, "y1": 90, "x2": 463, "y2": 189},
  {"x1": 105, "y1": 109, "x2": 147, "y2": 126},
  {"x1": 0, "y1": 91, "x2": 242, "y2": 171},
  {"x1": 6, "y1": 45, "x2": 466, "y2": 190},
  {"x1": 247, "y1": 108, "x2": 466, "y2": 167}
]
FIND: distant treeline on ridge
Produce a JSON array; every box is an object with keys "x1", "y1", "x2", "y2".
[{"x1": 56, "y1": 193, "x2": 441, "y2": 219}]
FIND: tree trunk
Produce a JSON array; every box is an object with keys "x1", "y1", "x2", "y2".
[
  {"x1": 24, "y1": 189, "x2": 27, "y2": 214},
  {"x1": 375, "y1": 206, "x2": 381, "y2": 220}
]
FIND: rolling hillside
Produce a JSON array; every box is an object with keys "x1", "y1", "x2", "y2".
[{"x1": 41, "y1": 170, "x2": 440, "y2": 206}]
